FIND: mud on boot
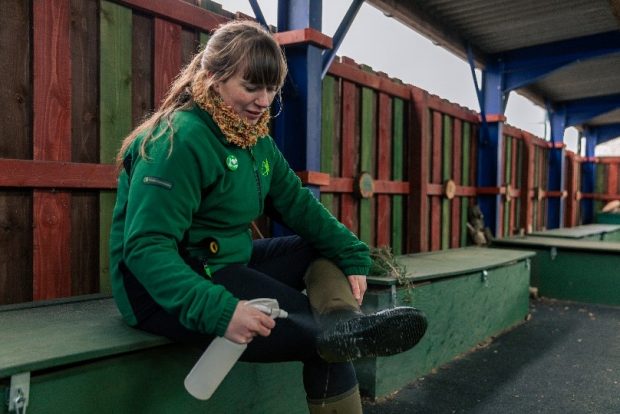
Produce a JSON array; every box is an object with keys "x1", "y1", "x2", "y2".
[{"x1": 316, "y1": 306, "x2": 428, "y2": 362}]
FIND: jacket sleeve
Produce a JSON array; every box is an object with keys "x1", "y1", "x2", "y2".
[
  {"x1": 265, "y1": 138, "x2": 371, "y2": 276},
  {"x1": 122, "y1": 126, "x2": 238, "y2": 336}
]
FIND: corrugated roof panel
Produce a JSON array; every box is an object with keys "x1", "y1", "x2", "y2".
[
  {"x1": 419, "y1": 0, "x2": 617, "y2": 53},
  {"x1": 530, "y1": 54, "x2": 620, "y2": 101}
]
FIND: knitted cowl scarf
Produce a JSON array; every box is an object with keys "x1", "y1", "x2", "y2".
[{"x1": 191, "y1": 81, "x2": 270, "y2": 149}]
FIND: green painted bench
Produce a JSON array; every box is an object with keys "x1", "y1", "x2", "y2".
[
  {"x1": 529, "y1": 224, "x2": 620, "y2": 242},
  {"x1": 492, "y1": 236, "x2": 620, "y2": 306},
  {"x1": 596, "y1": 211, "x2": 620, "y2": 225},
  {"x1": 355, "y1": 247, "x2": 534, "y2": 399},
  {"x1": 0, "y1": 296, "x2": 306, "y2": 414}
]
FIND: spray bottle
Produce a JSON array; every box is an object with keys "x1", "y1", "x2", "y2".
[{"x1": 184, "y1": 298, "x2": 288, "y2": 400}]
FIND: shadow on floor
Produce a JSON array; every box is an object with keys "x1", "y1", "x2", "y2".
[{"x1": 363, "y1": 299, "x2": 620, "y2": 414}]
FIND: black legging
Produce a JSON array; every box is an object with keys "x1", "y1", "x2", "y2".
[{"x1": 133, "y1": 235, "x2": 358, "y2": 399}]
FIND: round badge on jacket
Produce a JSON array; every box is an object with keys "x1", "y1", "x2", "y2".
[{"x1": 226, "y1": 155, "x2": 239, "y2": 171}]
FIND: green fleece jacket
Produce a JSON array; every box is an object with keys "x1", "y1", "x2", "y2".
[{"x1": 109, "y1": 104, "x2": 371, "y2": 337}]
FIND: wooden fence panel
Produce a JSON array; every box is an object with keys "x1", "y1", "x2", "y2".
[
  {"x1": 71, "y1": 0, "x2": 100, "y2": 296},
  {"x1": 391, "y1": 98, "x2": 406, "y2": 255},
  {"x1": 0, "y1": 0, "x2": 33, "y2": 304},
  {"x1": 33, "y1": 0, "x2": 73, "y2": 300}
]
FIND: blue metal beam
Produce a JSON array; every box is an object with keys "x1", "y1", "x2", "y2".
[
  {"x1": 493, "y1": 31, "x2": 620, "y2": 91},
  {"x1": 273, "y1": 0, "x2": 324, "y2": 236},
  {"x1": 581, "y1": 129, "x2": 599, "y2": 224},
  {"x1": 248, "y1": 0, "x2": 269, "y2": 30},
  {"x1": 561, "y1": 93, "x2": 620, "y2": 127},
  {"x1": 546, "y1": 108, "x2": 567, "y2": 228},
  {"x1": 321, "y1": 0, "x2": 364, "y2": 79},
  {"x1": 476, "y1": 62, "x2": 506, "y2": 236},
  {"x1": 584, "y1": 123, "x2": 620, "y2": 145}
]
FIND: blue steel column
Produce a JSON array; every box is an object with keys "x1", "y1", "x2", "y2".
[
  {"x1": 581, "y1": 129, "x2": 598, "y2": 224},
  {"x1": 547, "y1": 109, "x2": 566, "y2": 228},
  {"x1": 275, "y1": 0, "x2": 322, "y2": 185},
  {"x1": 477, "y1": 63, "x2": 506, "y2": 236},
  {"x1": 273, "y1": 0, "x2": 323, "y2": 235}
]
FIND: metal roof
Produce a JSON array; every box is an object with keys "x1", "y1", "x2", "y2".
[{"x1": 367, "y1": 0, "x2": 620, "y2": 143}]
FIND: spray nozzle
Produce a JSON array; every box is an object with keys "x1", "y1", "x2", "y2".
[{"x1": 247, "y1": 298, "x2": 288, "y2": 319}]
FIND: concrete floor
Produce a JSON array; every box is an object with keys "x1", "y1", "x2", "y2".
[{"x1": 363, "y1": 298, "x2": 620, "y2": 414}]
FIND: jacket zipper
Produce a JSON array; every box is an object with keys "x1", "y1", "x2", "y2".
[{"x1": 249, "y1": 148, "x2": 262, "y2": 214}]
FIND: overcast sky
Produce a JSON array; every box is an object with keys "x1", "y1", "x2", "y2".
[{"x1": 222, "y1": 1, "x2": 583, "y2": 151}]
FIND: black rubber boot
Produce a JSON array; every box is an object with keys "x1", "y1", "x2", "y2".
[{"x1": 316, "y1": 306, "x2": 428, "y2": 362}]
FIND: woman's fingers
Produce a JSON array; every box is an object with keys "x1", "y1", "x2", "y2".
[{"x1": 347, "y1": 275, "x2": 367, "y2": 306}]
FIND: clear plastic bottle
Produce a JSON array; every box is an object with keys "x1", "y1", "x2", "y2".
[{"x1": 184, "y1": 298, "x2": 288, "y2": 400}]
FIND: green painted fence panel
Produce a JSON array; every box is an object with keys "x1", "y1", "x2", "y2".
[
  {"x1": 320, "y1": 75, "x2": 335, "y2": 213},
  {"x1": 460, "y1": 122, "x2": 471, "y2": 246},
  {"x1": 391, "y1": 98, "x2": 404, "y2": 254},
  {"x1": 99, "y1": 1, "x2": 133, "y2": 294},
  {"x1": 441, "y1": 115, "x2": 452, "y2": 249},
  {"x1": 359, "y1": 85, "x2": 374, "y2": 245}
]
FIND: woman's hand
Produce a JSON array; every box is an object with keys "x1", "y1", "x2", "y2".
[
  {"x1": 224, "y1": 300, "x2": 276, "y2": 344},
  {"x1": 347, "y1": 275, "x2": 367, "y2": 306}
]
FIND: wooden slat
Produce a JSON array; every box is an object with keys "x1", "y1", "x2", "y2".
[
  {"x1": 340, "y1": 75, "x2": 359, "y2": 234},
  {"x1": 33, "y1": 0, "x2": 72, "y2": 300},
  {"x1": 327, "y1": 59, "x2": 410, "y2": 99},
  {"x1": 607, "y1": 163, "x2": 618, "y2": 198},
  {"x1": 441, "y1": 115, "x2": 451, "y2": 250},
  {"x1": 100, "y1": 0, "x2": 133, "y2": 294},
  {"x1": 154, "y1": 18, "x2": 182, "y2": 107},
  {"x1": 0, "y1": 159, "x2": 117, "y2": 189},
  {"x1": 521, "y1": 135, "x2": 534, "y2": 233},
  {"x1": 376, "y1": 92, "x2": 392, "y2": 247},
  {"x1": 410, "y1": 89, "x2": 430, "y2": 252},
  {"x1": 391, "y1": 98, "x2": 405, "y2": 255},
  {"x1": 71, "y1": 0, "x2": 100, "y2": 296},
  {"x1": 426, "y1": 93, "x2": 480, "y2": 124},
  {"x1": 460, "y1": 122, "x2": 471, "y2": 246},
  {"x1": 273, "y1": 28, "x2": 332, "y2": 49},
  {"x1": 132, "y1": 11, "x2": 154, "y2": 128},
  {"x1": 451, "y1": 118, "x2": 462, "y2": 248},
  {"x1": 116, "y1": 0, "x2": 227, "y2": 31},
  {"x1": 430, "y1": 111, "x2": 442, "y2": 251},
  {"x1": 320, "y1": 75, "x2": 336, "y2": 213},
  {"x1": 0, "y1": 0, "x2": 33, "y2": 304},
  {"x1": 359, "y1": 82, "x2": 374, "y2": 245}
]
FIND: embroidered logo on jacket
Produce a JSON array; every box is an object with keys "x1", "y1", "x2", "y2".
[
  {"x1": 142, "y1": 176, "x2": 173, "y2": 190},
  {"x1": 261, "y1": 159, "x2": 270, "y2": 176}
]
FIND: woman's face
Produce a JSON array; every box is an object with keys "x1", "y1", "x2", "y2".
[{"x1": 213, "y1": 71, "x2": 277, "y2": 125}]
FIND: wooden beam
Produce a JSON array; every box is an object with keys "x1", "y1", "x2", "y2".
[
  {"x1": 0, "y1": 159, "x2": 117, "y2": 189},
  {"x1": 115, "y1": 0, "x2": 227, "y2": 32},
  {"x1": 33, "y1": 0, "x2": 72, "y2": 300}
]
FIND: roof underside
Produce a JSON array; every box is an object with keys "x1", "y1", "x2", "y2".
[{"x1": 367, "y1": 0, "x2": 620, "y2": 137}]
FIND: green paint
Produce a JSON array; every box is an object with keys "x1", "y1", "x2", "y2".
[
  {"x1": 199, "y1": 32, "x2": 210, "y2": 50},
  {"x1": 320, "y1": 75, "x2": 335, "y2": 212},
  {"x1": 359, "y1": 86, "x2": 374, "y2": 245},
  {"x1": 391, "y1": 98, "x2": 404, "y2": 254},
  {"x1": 2, "y1": 346, "x2": 305, "y2": 414},
  {"x1": 357, "y1": 249, "x2": 531, "y2": 398},
  {"x1": 596, "y1": 212, "x2": 620, "y2": 225},
  {"x1": 594, "y1": 163, "x2": 606, "y2": 214},
  {"x1": 441, "y1": 116, "x2": 452, "y2": 249},
  {"x1": 493, "y1": 237, "x2": 620, "y2": 305},
  {"x1": 460, "y1": 123, "x2": 471, "y2": 246},
  {"x1": 0, "y1": 298, "x2": 306, "y2": 413},
  {"x1": 100, "y1": 1, "x2": 132, "y2": 294}
]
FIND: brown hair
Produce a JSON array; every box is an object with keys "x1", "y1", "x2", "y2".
[{"x1": 116, "y1": 19, "x2": 287, "y2": 166}]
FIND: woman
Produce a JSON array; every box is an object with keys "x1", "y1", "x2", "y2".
[{"x1": 109, "y1": 20, "x2": 426, "y2": 413}]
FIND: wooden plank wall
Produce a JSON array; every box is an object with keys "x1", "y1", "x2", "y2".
[
  {"x1": 590, "y1": 157, "x2": 620, "y2": 211},
  {"x1": 0, "y1": 0, "x2": 226, "y2": 305},
  {"x1": 1, "y1": 0, "x2": 607, "y2": 305},
  {"x1": 321, "y1": 58, "x2": 479, "y2": 254}
]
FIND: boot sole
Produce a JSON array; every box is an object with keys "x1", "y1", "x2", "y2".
[{"x1": 317, "y1": 307, "x2": 428, "y2": 362}]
